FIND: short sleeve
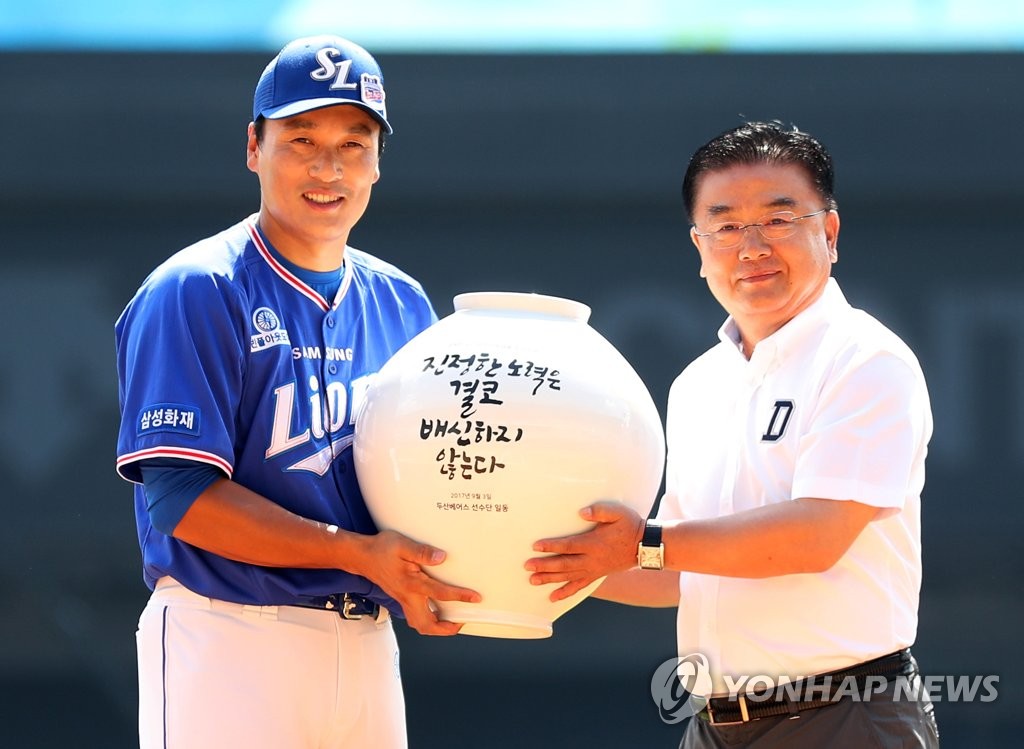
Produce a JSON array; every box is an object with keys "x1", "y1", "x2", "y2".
[
  {"x1": 792, "y1": 351, "x2": 931, "y2": 508},
  {"x1": 116, "y1": 266, "x2": 245, "y2": 482}
]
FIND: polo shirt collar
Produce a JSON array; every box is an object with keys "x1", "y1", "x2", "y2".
[{"x1": 717, "y1": 277, "x2": 848, "y2": 361}]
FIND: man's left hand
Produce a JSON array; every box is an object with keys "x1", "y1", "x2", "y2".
[{"x1": 525, "y1": 501, "x2": 645, "y2": 601}]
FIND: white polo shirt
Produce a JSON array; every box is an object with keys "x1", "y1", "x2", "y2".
[{"x1": 658, "y1": 278, "x2": 932, "y2": 695}]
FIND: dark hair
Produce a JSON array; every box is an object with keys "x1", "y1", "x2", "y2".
[
  {"x1": 252, "y1": 115, "x2": 387, "y2": 157},
  {"x1": 681, "y1": 121, "x2": 836, "y2": 222}
]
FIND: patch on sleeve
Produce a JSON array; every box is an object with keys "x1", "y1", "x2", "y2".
[{"x1": 136, "y1": 404, "x2": 200, "y2": 437}]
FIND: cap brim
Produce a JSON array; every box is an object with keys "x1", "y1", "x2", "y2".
[{"x1": 262, "y1": 98, "x2": 393, "y2": 134}]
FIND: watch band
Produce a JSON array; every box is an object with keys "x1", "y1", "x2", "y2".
[
  {"x1": 637, "y1": 519, "x2": 665, "y2": 570},
  {"x1": 642, "y1": 519, "x2": 663, "y2": 547}
]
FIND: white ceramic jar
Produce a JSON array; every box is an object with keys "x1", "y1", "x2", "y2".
[{"x1": 354, "y1": 292, "x2": 665, "y2": 638}]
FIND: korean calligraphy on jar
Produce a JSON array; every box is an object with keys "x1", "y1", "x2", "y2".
[{"x1": 418, "y1": 351, "x2": 562, "y2": 487}]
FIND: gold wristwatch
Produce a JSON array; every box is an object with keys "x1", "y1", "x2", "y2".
[{"x1": 637, "y1": 519, "x2": 665, "y2": 570}]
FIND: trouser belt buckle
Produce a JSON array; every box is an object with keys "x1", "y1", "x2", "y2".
[
  {"x1": 706, "y1": 693, "x2": 751, "y2": 726},
  {"x1": 340, "y1": 593, "x2": 378, "y2": 620}
]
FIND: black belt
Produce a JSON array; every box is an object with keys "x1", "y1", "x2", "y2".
[
  {"x1": 701, "y1": 649, "x2": 913, "y2": 726},
  {"x1": 291, "y1": 593, "x2": 382, "y2": 621}
]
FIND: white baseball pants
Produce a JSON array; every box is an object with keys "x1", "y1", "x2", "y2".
[{"x1": 137, "y1": 577, "x2": 407, "y2": 749}]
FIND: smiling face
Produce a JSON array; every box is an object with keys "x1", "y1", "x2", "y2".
[
  {"x1": 689, "y1": 162, "x2": 840, "y2": 353},
  {"x1": 246, "y1": 104, "x2": 381, "y2": 270}
]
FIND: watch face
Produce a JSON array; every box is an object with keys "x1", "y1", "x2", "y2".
[{"x1": 638, "y1": 544, "x2": 664, "y2": 570}]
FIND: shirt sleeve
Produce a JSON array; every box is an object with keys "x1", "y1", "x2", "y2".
[
  {"x1": 116, "y1": 263, "x2": 245, "y2": 483},
  {"x1": 792, "y1": 350, "x2": 931, "y2": 509},
  {"x1": 140, "y1": 458, "x2": 224, "y2": 535}
]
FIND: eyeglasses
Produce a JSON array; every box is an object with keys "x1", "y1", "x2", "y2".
[{"x1": 693, "y1": 209, "x2": 829, "y2": 249}]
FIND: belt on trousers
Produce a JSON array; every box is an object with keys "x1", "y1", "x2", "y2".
[
  {"x1": 291, "y1": 593, "x2": 384, "y2": 621},
  {"x1": 700, "y1": 649, "x2": 914, "y2": 726}
]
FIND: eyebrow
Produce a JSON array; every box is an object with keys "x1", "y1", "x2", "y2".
[
  {"x1": 279, "y1": 118, "x2": 375, "y2": 136},
  {"x1": 705, "y1": 196, "x2": 798, "y2": 216}
]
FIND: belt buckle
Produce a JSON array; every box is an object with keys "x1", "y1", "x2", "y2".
[
  {"x1": 341, "y1": 593, "x2": 369, "y2": 620},
  {"x1": 706, "y1": 694, "x2": 751, "y2": 726}
]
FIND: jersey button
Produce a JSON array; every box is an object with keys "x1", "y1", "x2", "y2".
[
  {"x1": 326, "y1": 317, "x2": 336, "y2": 328},
  {"x1": 329, "y1": 363, "x2": 338, "y2": 374}
]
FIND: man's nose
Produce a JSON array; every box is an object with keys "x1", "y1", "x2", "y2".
[
  {"x1": 737, "y1": 226, "x2": 772, "y2": 260},
  {"x1": 309, "y1": 150, "x2": 343, "y2": 180}
]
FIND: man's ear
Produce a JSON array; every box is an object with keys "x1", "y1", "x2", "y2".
[
  {"x1": 690, "y1": 227, "x2": 708, "y2": 278},
  {"x1": 246, "y1": 122, "x2": 259, "y2": 174},
  {"x1": 825, "y1": 209, "x2": 840, "y2": 262}
]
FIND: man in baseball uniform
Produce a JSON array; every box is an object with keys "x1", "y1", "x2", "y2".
[
  {"x1": 527, "y1": 122, "x2": 940, "y2": 747},
  {"x1": 115, "y1": 35, "x2": 479, "y2": 749}
]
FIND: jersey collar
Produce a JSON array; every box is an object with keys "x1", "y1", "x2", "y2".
[{"x1": 245, "y1": 216, "x2": 354, "y2": 313}]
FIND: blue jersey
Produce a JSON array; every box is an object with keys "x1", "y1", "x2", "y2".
[{"x1": 115, "y1": 216, "x2": 437, "y2": 611}]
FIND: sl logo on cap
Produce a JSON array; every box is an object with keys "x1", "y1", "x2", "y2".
[{"x1": 310, "y1": 47, "x2": 359, "y2": 91}]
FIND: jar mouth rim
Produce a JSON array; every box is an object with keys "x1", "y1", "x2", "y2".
[{"x1": 452, "y1": 292, "x2": 591, "y2": 322}]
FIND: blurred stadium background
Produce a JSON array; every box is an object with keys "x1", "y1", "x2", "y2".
[{"x1": 2, "y1": 1, "x2": 1021, "y2": 746}]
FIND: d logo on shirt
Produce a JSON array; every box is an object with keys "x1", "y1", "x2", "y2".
[{"x1": 762, "y1": 400, "x2": 794, "y2": 442}]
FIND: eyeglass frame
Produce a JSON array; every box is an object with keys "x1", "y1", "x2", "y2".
[{"x1": 691, "y1": 208, "x2": 831, "y2": 247}]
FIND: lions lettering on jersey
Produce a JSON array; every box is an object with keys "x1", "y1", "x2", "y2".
[{"x1": 266, "y1": 372, "x2": 373, "y2": 476}]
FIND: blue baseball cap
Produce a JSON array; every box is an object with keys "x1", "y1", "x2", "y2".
[{"x1": 253, "y1": 35, "x2": 392, "y2": 134}]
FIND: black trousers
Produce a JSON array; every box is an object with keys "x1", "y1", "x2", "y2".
[{"x1": 680, "y1": 663, "x2": 940, "y2": 748}]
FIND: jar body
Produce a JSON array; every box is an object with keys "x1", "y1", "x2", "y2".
[{"x1": 354, "y1": 292, "x2": 665, "y2": 638}]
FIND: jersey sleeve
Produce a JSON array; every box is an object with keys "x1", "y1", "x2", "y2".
[
  {"x1": 792, "y1": 350, "x2": 932, "y2": 509},
  {"x1": 140, "y1": 458, "x2": 224, "y2": 535},
  {"x1": 116, "y1": 263, "x2": 246, "y2": 483}
]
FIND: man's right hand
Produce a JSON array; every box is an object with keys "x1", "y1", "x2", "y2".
[{"x1": 353, "y1": 530, "x2": 481, "y2": 636}]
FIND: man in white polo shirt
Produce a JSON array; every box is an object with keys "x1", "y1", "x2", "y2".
[{"x1": 527, "y1": 121, "x2": 939, "y2": 747}]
